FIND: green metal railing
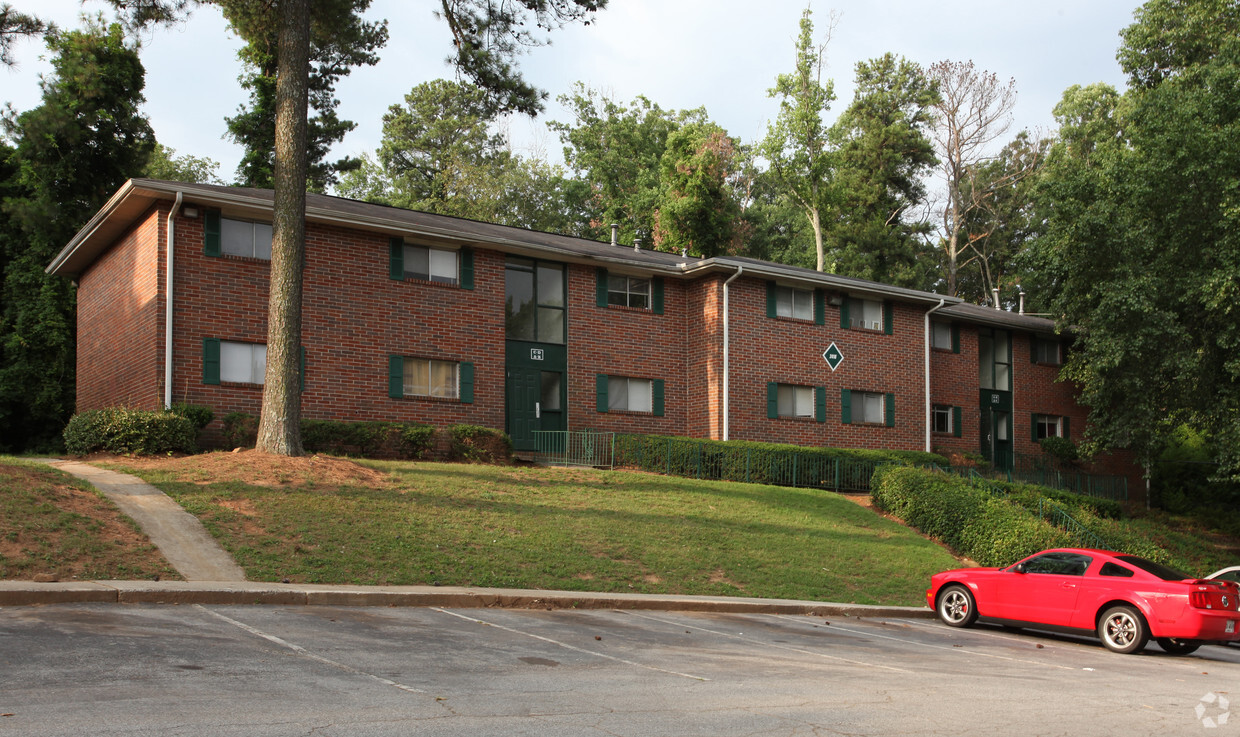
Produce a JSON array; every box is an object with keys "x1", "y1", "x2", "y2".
[
  {"x1": 1010, "y1": 453, "x2": 1129, "y2": 502},
  {"x1": 533, "y1": 430, "x2": 615, "y2": 469},
  {"x1": 951, "y1": 467, "x2": 1110, "y2": 549}
]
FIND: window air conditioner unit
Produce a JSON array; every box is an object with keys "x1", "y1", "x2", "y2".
[{"x1": 870, "y1": 320, "x2": 882, "y2": 330}]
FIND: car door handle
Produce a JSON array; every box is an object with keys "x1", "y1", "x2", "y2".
[{"x1": 1061, "y1": 582, "x2": 1077, "y2": 589}]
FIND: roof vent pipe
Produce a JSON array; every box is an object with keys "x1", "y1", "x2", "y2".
[
  {"x1": 1019, "y1": 290, "x2": 1027, "y2": 315},
  {"x1": 633, "y1": 237, "x2": 641, "y2": 252},
  {"x1": 610, "y1": 224, "x2": 618, "y2": 246},
  {"x1": 992, "y1": 287, "x2": 1000, "y2": 310}
]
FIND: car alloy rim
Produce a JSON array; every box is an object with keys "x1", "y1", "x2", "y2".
[
  {"x1": 1106, "y1": 612, "x2": 1136, "y2": 646},
  {"x1": 942, "y1": 590, "x2": 969, "y2": 622}
]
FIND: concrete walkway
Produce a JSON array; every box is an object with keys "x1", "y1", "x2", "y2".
[{"x1": 46, "y1": 460, "x2": 247, "y2": 582}]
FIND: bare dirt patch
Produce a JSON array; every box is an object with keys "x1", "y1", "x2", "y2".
[{"x1": 92, "y1": 449, "x2": 393, "y2": 489}]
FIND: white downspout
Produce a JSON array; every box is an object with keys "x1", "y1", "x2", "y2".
[
  {"x1": 924, "y1": 298, "x2": 947, "y2": 452},
  {"x1": 164, "y1": 192, "x2": 183, "y2": 410},
  {"x1": 722, "y1": 265, "x2": 744, "y2": 441}
]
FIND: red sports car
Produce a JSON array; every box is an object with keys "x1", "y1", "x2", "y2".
[{"x1": 926, "y1": 548, "x2": 1240, "y2": 654}]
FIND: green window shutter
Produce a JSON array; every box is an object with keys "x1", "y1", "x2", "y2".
[
  {"x1": 766, "y1": 382, "x2": 779, "y2": 419},
  {"x1": 459, "y1": 362, "x2": 474, "y2": 403},
  {"x1": 202, "y1": 338, "x2": 221, "y2": 385},
  {"x1": 841, "y1": 389, "x2": 852, "y2": 424},
  {"x1": 652, "y1": 277, "x2": 664, "y2": 314},
  {"x1": 460, "y1": 248, "x2": 474, "y2": 290},
  {"x1": 883, "y1": 301, "x2": 894, "y2": 335},
  {"x1": 840, "y1": 298, "x2": 850, "y2": 329},
  {"x1": 300, "y1": 346, "x2": 306, "y2": 393},
  {"x1": 765, "y1": 281, "x2": 777, "y2": 318},
  {"x1": 951, "y1": 323, "x2": 960, "y2": 354},
  {"x1": 1062, "y1": 416, "x2": 1070, "y2": 439},
  {"x1": 388, "y1": 237, "x2": 404, "y2": 280},
  {"x1": 952, "y1": 406, "x2": 963, "y2": 438},
  {"x1": 652, "y1": 378, "x2": 665, "y2": 416},
  {"x1": 203, "y1": 210, "x2": 221, "y2": 257},
  {"x1": 813, "y1": 289, "x2": 824, "y2": 325},
  {"x1": 596, "y1": 374, "x2": 609, "y2": 412},
  {"x1": 815, "y1": 386, "x2": 826, "y2": 423},
  {"x1": 388, "y1": 355, "x2": 404, "y2": 398},
  {"x1": 596, "y1": 268, "x2": 609, "y2": 307},
  {"x1": 885, "y1": 393, "x2": 896, "y2": 427},
  {"x1": 1032, "y1": 413, "x2": 1040, "y2": 441}
]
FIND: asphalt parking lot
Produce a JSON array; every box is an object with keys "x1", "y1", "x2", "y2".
[{"x1": 2, "y1": 603, "x2": 1238, "y2": 736}]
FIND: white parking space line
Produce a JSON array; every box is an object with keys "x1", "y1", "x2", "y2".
[
  {"x1": 624, "y1": 611, "x2": 913, "y2": 674},
  {"x1": 771, "y1": 614, "x2": 1080, "y2": 671},
  {"x1": 432, "y1": 608, "x2": 710, "y2": 681},
  {"x1": 196, "y1": 605, "x2": 426, "y2": 694}
]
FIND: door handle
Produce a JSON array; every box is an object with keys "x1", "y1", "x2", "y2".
[
  {"x1": 1061, "y1": 582, "x2": 1077, "y2": 589},
  {"x1": 535, "y1": 402, "x2": 540, "y2": 419}
]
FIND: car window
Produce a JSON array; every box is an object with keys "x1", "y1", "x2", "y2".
[
  {"x1": 1099, "y1": 562, "x2": 1134, "y2": 578},
  {"x1": 1116, "y1": 555, "x2": 1190, "y2": 581},
  {"x1": 1214, "y1": 570, "x2": 1240, "y2": 583},
  {"x1": 1024, "y1": 552, "x2": 1092, "y2": 576}
]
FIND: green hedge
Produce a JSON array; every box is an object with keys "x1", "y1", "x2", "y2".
[
  {"x1": 871, "y1": 465, "x2": 1074, "y2": 567},
  {"x1": 169, "y1": 403, "x2": 214, "y2": 431},
  {"x1": 446, "y1": 424, "x2": 512, "y2": 464},
  {"x1": 998, "y1": 481, "x2": 1123, "y2": 520},
  {"x1": 615, "y1": 434, "x2": 947, "y2": 491},
  {"x1": 221, "y1": 414, "x2": 435, "y2": 460},
  {"x1": 63, "y1": 408, "x2": 197, "y2": 455}
]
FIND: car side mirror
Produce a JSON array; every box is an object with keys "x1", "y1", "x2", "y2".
[{"x1": 1011, "y1": 563, "x2": 1026, "y2": 574}]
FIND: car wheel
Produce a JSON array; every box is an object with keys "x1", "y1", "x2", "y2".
[
  {"x1": 1098, "y1": 605, "x2": 1149, "y2": 654},
  {"x1": 937, "y1": 584, "x2": 978, "y2": 628},
  {"x1": 1156, "y1": 638, "x2": 1201, "y2": 655}
]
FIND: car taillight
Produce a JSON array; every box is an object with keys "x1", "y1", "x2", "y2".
[
  {"x1": 1190, "y1": 580, "x2": 1240, "y2": 610},
  {"x1": 1191, "y1": 590, "x2": 1212, "y2": 608}
]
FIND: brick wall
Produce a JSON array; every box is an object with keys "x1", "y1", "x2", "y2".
[
  {"x1": 930, "y1": 321, "x2": 980, "y2": 457},
  {"x1": 76, "y1": 207, "x2": 163, "y2": 412}
]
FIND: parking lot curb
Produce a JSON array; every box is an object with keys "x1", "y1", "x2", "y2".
[{"x1": 0, "y1": 580, "x2": 935, "y2": 618}]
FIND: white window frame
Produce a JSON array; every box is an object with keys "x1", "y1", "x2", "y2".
[
  {"x1": 849, "y1": 298, "x2": 883, "y2": 331},
  {"x1": 1036, "y1": 414, "x2": 1063, "y2": 439},
  {"x1": 932, "y1": 404, "x2": 953, "y2": 434},
  {"x1": 404, "y1": 244, "x2": 459, "y2": 285},
  {"x1": 608, "y1": 376, "x2": 653, "y2": 413},
  {"x1": 608, "y1": 275, "x2": 651, "y2": 309},
  {"x1": 221, "y1": 218, "x2": 273, "y2": 260},
  {"x1": 220, "y1": 341, "x2": 266, "y2": 384},
  {"x1": 931, "y1": 321, "x2": 953, "y2": 350},
  {"x1": 774, "y1": 285, "x2": 814, "y2": 321},
  {"x1": 777, "y1": 384, "x2": 815, "y2": 418},
  {"x1": 855, "y1": 391, "x2": 885, "y2": 424},
  {"x1": 404, "y1": 358, "x2": 460, "y2": 399}
]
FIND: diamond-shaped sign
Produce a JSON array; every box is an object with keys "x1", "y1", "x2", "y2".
[{"x1": 823, "y1": 342, "x2": 844, "y2": 371}]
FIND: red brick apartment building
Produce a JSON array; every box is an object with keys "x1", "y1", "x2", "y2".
[{"x1": 48, "y1": 179, "x2": 1135, "y2": 485}]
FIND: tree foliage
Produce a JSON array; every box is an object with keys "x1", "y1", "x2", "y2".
[
  {"x1": 0, "y1": 2, "x2": 50, "y2": 67},
  {"x1": 0, "y1": 21, "x2": 154, "y2": 452},
  {"x1": 1031, "y1": 0, "x2": 1240, "y2": 478},
  {"x1": 653, "y1": 122, "x2": 745, "y2": 257},
  {"x1": 143, "y1": 143, "x2": 223, "y2": 184}
]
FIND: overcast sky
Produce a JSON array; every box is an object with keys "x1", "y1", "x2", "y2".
[{"x1": 3, "y1": 0, "x2": 1142, "y2": 187}]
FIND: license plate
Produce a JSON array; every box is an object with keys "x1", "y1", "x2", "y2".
[{"x1": 1228, "y1": 621, "x2": 1236, "y2": 634}]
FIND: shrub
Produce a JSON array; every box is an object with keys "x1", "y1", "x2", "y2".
[
  {"x1": 220, "y1": 415, "x2": 436, "y2": 459},
  {"x1": 1001, "y1": 482, "x2": 1123, "y2": 520},
  {"x1": 221, "y1": 412, "x2": 258, "y2": 449},
  {"x1": 447, "y1": 424, "x2": 512, "y2": 464},
  {"x1": 63, "y1": 408, "x2": 196, "y2": 455},
  {"x1": 169, "y1": 403, "x2": 214, "y2": 431},
  {"x1": 1039, "y1": 436, "x2": 1079, "y2": 464}
]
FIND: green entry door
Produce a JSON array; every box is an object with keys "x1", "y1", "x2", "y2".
[{"x1": 506, "y1": 341, "x2": 566, "y2": 452}]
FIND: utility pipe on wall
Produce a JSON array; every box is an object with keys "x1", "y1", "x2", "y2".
[
  {"x1": 164, "y1": 192, "x2": 183, "y2": 410},
  {"x1": 924, "y1": 298, "x2": 947, "y2": 452},
  {"x1": 721, "y1": 265, "x2": 744, "y2": 441}
]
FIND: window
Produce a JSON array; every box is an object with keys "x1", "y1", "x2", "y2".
[
  {"x1": 1099, "y1": 562, "x2": 1135, "y2": 578},
  {"x1": 777, "y1": 384, "x2": 815, "y2": 418},
  {"x1": 845, "y1": 297, "x2": 885, "y2": 331},
  {"x1": 1034, "y1": 414, "x2": 1063, "y2": 439},
  {"x1": 596, "y1": 374, "x2": 664, "y2": 415},
  {"x1": 1021, "y1": 551, "x2": 1092, "y2": 576},
  {"x1": 979, "y1": 328, "x2": 1011, "y2": 391},
  {"x1": 931, "y1": 321, "x2": 954, "y2": 351},
  {"x1": 932, "y1": 405, "x2": 953, "y2": 434},
  {"x1": 775, "y1": 285, "x2": 813, "y2": 321},
  {"x1": 855, "y1": 391, "x2": 885, "y2": 424},
  {"x1": 221, "y1": 341, "x2": 266, "y2": 384},
  {"x1": 1033, "y1": 337, "x2": 1062, "y2": 365},
  {"x1": 507, "y1": 259, "x2": 565, "y2": 343},
  {"x1": 221, "y1": 218, "x2": 273, "y2": 260},
  {"x1": 404, "y1": 358, "x2": 460, "y2": 399},
  {"x1": 404, "y1": 244, "x2": 459, "y2": 284},
  {"x1": 388, "y1": 356, "x2": 473, "y2": 402},
  {"x1": 608, "y1": 274, "x2": 651, "y2": 309},
  {"x1": 608, "y1": 376, "x2": 653, "y2": 413}
]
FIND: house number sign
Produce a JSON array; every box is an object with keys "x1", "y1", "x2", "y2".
[{"x1": 530, "y1": 349, "x2": 544, "y2": 361}]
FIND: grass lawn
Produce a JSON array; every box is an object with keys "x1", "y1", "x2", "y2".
[
  {"x1": 0, "y1": 457, "x2": 177, "y2": 581},
  {"x1": 103, "y1": 453, "x2": 963, "y2": 606}
]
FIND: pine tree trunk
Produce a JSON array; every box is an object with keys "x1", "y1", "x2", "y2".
[{"x1": 256, "y1": 0, "x2": 310, "y2": 456}]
